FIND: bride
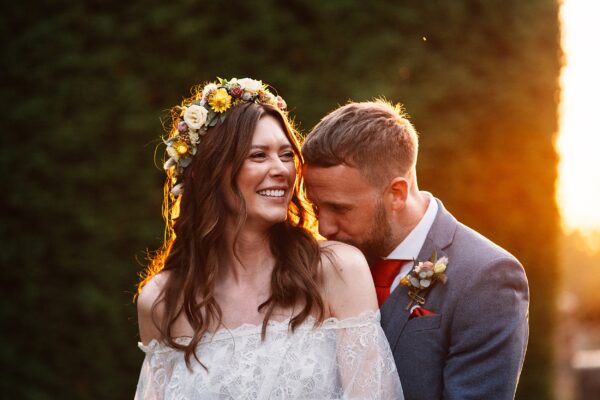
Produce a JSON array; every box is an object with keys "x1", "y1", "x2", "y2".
[{"x1": 135, "y1": 77, "x2": 403, "y2": 399}]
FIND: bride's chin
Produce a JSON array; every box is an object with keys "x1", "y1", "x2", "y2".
[
  {"x1": 238, "y1": 210, "x2": 285, "y2": 228},
  {"x1": 263, "y1": 213, "x2": 289, "y2": 226}
]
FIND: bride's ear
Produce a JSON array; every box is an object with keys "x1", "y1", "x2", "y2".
[{"x1": 387, "y1": 177, "x2": 409, "y2": 211}]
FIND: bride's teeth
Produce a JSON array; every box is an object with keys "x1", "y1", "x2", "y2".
[{"x1": 258, "y1": 189, "x2": 285, "y2": 197}]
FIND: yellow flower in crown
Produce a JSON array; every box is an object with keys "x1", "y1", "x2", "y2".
[
  {"x1": 172, "y1": 140, "x2": 192, "y2": 158},
  {"x1": 208, "y1": 88, "x2": 232, "y2": 113}
]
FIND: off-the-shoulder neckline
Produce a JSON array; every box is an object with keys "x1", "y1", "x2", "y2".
[{"x1": 139, "y1": 309, "x2": 380, "y2": 351}]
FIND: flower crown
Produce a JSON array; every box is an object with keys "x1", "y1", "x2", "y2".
[{"x1": 163, "y1": 77, "x2": 287, "y2": 195}]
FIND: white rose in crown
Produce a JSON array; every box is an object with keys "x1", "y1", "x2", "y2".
[
  {"x1": 237, "y1": 78, "x2": 263, "y2": 93},
  {"x1": 183, "y1": 105, "x2": 208, "y2": 130}
]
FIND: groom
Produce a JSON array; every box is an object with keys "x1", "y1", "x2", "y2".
[{"x1": 302, "y1": 101, "x2": 529, "y2": 400}]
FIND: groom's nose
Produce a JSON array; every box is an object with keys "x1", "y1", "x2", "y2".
[{"x1": 317, "y1": 213, "x2": 338, "y2": 238}]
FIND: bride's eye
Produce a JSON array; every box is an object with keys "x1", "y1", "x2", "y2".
[
  {"x1": 249, "y1": 151, "x2": 266, "y2": 160},
  {"x1": 279, "y1": 151, "x2": 294, "y2": 161}
]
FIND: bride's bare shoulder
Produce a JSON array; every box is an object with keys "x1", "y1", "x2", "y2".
[
  {"x1": 137, "y1": 271, "x2": 171, "y2": 344},
  {"x1": 318, "y1": 240, "x2": 368, "y2": 276},
  {"x1": 318, "y1": 241, "x2": 377, "y2": 317},
  {"x1": 137, "y1": 271, "x2": 170, "y2": 311}
]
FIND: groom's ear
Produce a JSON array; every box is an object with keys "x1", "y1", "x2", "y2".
[{"x1": 387, "y1": 177, "x2": 409, "y2": 211}]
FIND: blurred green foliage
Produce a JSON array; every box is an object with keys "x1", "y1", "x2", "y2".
[{"x1": 1, "y1": 0, "x2": 560, "y2": 398}]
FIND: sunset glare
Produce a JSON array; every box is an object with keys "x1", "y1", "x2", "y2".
[{"x1": 557, "y1": 0, "x2": 600, "y2": 234}]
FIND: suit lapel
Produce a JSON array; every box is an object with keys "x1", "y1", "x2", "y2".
[
  {"x1": 417, "y1": 236, "x2": 437, "y2": 264},
  {"x1": 381, "y1": 198, "x2": 458, "y2": 350}
]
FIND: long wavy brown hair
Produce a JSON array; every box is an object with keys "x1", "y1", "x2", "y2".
[{"x1": 137, "y1": 89, "x2": 324, "y2": 366}]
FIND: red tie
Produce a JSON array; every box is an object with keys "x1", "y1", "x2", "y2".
[{"x1": 371, "y1": 259, "x2": 409, "y2": 306}]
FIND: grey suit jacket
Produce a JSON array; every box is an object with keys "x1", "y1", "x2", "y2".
[{"x1": 381, "y1": 198, "x2": 529, "y2": 400}]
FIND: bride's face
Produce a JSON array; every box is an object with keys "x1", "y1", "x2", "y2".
[{"x1": 232, "y1": 115, "x2": 296, "y2": 229}]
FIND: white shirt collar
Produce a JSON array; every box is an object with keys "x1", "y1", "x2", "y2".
[{"x1": 385, "y1": 191, "x2": 438, "y2": 261}]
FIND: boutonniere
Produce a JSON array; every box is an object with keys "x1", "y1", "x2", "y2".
[{"x1": 400, "y1": 250, "x2": 448, "y2": 310}]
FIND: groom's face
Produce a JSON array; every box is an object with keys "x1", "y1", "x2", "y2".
[{"x1": 303, "y1": 164, "x2": 392, "y2": 261}]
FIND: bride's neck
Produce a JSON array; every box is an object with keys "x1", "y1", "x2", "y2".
[{"x1": 221, "y1": 225, "x2": 274, "y2": 285}]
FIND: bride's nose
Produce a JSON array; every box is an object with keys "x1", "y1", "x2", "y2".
[{"x1": 269, "y1": 157, "x2": 292, "y2": 178}]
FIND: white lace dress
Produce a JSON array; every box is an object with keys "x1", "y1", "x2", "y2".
[{"x1": 134, "y1": 311, "x2": 403, "y2": 399}]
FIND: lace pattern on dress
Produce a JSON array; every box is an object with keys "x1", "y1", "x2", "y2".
[{"x1": 134, "y1": 310, "x2": 403, "y2": 400}]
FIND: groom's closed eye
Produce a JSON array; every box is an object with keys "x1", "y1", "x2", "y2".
[{"x1": 324, "y1": 203, "x2": 352, "y2": 215}]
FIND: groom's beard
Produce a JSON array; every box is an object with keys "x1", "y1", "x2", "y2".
[{"x1": 335, "y1": 199, "x2": 393, "y2": 262}]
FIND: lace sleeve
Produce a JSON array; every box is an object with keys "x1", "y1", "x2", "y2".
[
  {"x1": 134, "y1": 340, "x2": 177, "y2": 400},
  {"x1": 331, "y1": 311, "x2": 404, "y2": 400}
]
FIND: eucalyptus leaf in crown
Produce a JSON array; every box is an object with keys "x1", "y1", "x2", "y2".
[{"x1": 163, "y1": 77, "x2": 287, "y2": 195}]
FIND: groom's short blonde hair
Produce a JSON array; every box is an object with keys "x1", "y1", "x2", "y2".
[{"x1": 302, "y1": 100, "x2": 419, "y2": 188}]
